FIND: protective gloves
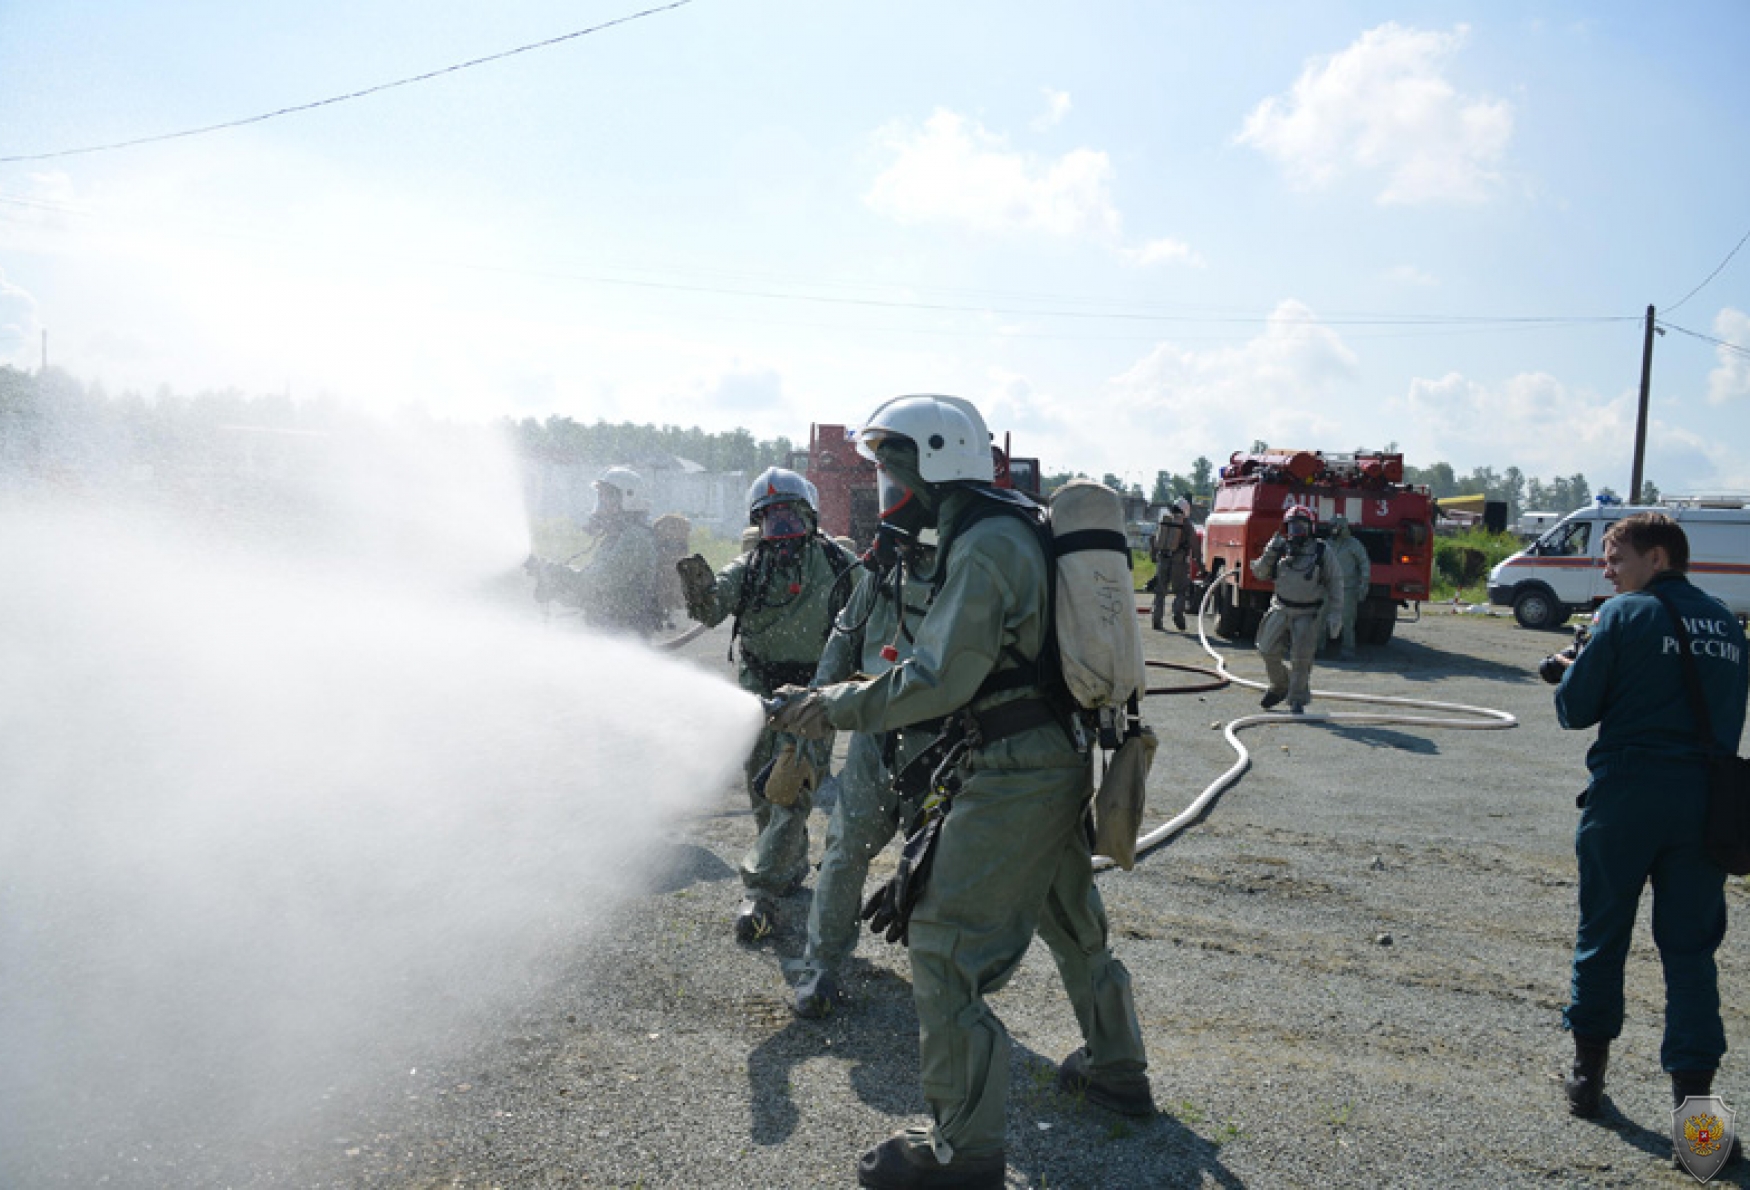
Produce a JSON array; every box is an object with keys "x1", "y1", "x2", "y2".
[
  {"x1": 768, "y1": 684, "x2": 834, "y2": 740},
  {"x1": 675, "y1": 554, "x2": 715, "y2": 620},
  {"x1": 760, "y1": 739, "x2": 817, "y2": 807},
  {"x1": 1251, "y1": 536, "x2": 1286, "y2": 581},
  {"x1": 860, "y1": 809, "x2": 944, "y2": 945},
  {"x1": 1327, "y1": 615, "x2": 1342, "y2": 639}
]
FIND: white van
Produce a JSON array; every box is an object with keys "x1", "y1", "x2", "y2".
[
  {"x1": 1487, "y1": 503, "x2": 1750, "y2": 628},
  {"x1": 1513, "y1": 510, "x2": 1563, "y2": 540}
]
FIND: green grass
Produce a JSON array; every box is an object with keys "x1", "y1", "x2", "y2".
[
  {"x1": 1431, "y1": 528, "x2": 1525, "y2": 603},
  {"x1": 1132, "y1": 550, "x2": 1157, "y2": 593}
]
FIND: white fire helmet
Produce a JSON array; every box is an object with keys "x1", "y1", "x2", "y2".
[
  {"x1": 594, "y1": 466, "x2": 648, "y2": 514},
  {"x1": 853, "y1": 394, "x2": 995, "y2": 485},
  {"x1": 1283, "y1": 504, "x2": 1317, "y2": 540}
]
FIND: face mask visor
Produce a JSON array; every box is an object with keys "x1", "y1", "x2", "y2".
[
  {"x1": 879, "y1": 468, "x2": 933, "y2": 533},
  {"x1": 759, "y1": 502, "x2": 810, "y2": 541},
  {"x1": 592, "y1": 482, "x2": 624, "y2": 518},
  {"x1": 1285, "y1": 517, "x2": 1311, "y2": 542}
]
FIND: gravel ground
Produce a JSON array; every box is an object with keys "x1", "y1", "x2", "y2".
[{"x1": 65, "y1": 607, "x2": 1750, "y2": 1188}]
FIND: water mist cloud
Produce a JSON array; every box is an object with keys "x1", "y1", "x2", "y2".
[{"x1": 0, "y1": 440, "x2": 760, "y2": 1183}]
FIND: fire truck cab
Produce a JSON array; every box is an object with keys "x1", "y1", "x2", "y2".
[
  {"x1": 1201, "y1": 449, "x2": 1434, "y2": 644},
  {"x1": 790, "y1": 423, "x2": 1041, "y2": 547}
]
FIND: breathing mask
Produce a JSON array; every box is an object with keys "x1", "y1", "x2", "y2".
[
  {"x1": 872, "y1": 437, "x2": 939, "y2": 540},
  {"x1": 758, "y1": 501, "x2": 810, "y2": 542}
]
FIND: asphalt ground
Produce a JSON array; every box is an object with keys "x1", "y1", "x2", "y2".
[{"x1": 55, "y1": 604, "x2": 1750, "y2": 1188}]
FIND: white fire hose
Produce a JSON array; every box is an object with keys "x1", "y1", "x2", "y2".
[{"x1": 1096, "y1": 571, "x2": 1518, "y2": 873}]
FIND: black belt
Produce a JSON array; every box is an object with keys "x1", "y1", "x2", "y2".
[
  {"x1": 1277, "y1": 596, "x2": 1323, "y2": 609},
  {"x1": 968, "y1": 697, "x2": 1063, "y2": 747}
]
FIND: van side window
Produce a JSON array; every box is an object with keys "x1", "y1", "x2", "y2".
[{"x1": 1548, "y1": 522, "x2": 1590, "y2": 557}]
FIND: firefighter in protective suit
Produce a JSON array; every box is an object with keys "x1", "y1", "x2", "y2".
[
  {"x1": 526, "y1": 466, "x2": 661, "y2": 635},
  {"x1": 1149, "y1": 495, "x2": 1197, "y2": 632},
  {"x1": 676, "y1": 468, "x2": 854, "y2": 942},
  {"x1": 1251, "y1": 505, "x2": 1344, "y2": 714},
  {"x1": 1325, "y1": 513, "x2": 1371, "y2": 661},
  {"x1": 771, "y1": 395, "x2": 1150, "y2": 1190},
  {"x1": 786, "y1": 533, "x2": 938, "y2": 1019}
]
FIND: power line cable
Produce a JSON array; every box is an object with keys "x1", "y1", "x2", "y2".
[
  {"x1": 1664, "y1": 224, "x2": 1750, "y2": 315},
  {"x1": 1660, "y1": 320, "x2": 1750, "y2": 361},
  {"x1": 0, "y1": 0, "x2": 696, "y2": 164}
]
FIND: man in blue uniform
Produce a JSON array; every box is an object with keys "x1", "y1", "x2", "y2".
[{"x1": 1552, "y1": 512, "x2": 1749, "y2": 1121}]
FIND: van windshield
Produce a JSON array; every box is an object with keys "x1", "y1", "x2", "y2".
[{"x1": 1538, "y1": 521, "x2": 1591, "y2": 557}]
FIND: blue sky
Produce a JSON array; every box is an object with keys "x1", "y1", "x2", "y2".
[{"x1": 1, "y1": 0, "x2": 1746, "y2": 495}]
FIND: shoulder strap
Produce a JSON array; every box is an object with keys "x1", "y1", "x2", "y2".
[
  {"x1": 1644, "y1": 585, "x2": 1718, "y2": 753},
  {"x1": 817, "y1": 534, "x2": 855, "y2": 577},
  {"x1": 935, "y1": 487, "x2": 1062, "y2": 704}
]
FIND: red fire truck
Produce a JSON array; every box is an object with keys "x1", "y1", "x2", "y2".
[
  {"x1": 1201, "y1": 449, "x2": 1434, "y2": 644},
  {"x1": 790, "y1": 423, "x2": 1041, "y2": 546}
]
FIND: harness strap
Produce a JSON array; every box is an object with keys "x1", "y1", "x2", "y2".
[
  {"x1": 968, "y1": 697, "x2": 1064, "y2": 747},
  {"x1": 1053, "y1": 527, "x2": 1131, "y2": 563}
]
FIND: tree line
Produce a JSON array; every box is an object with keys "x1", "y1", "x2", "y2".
[
  {"x1": 0, "y1": 368, "x2": 797, "y2": 479},
  {"x1": 508, "y1": 415, "x2": 795, "y2": 474},
  {"x1": 1, "y1": 366, "x2": 1648, "y2": 521}
]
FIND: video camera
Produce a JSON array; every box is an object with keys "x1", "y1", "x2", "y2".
[{"x1": 1538, "y1": 625, "x2": 1591, "y2": 685}]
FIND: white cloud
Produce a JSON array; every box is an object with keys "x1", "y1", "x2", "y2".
[
  {"x1": 865, "y1": 108, "x2": 1201, "y2": 268},
  {"x1": 1033, "y1": 88, "x2": 1072, "y2": 131},
  {"x1": 1392, "y1": 369, "x2": 1726, "y2": 490},
  {"x1": 1384, "y1": 264, "x2": 1438, "y2": 287},
  {"x1": 1126, "y1": 237, "x2": 1205, "y2": 269},
  {"x1": 1706, "y1": 307, "x2": 1750, "y2": 405},
  {"x1": 1001, "y1": 300, "x2": 1366, "y2": 477},
  {"x1": 1236, "y1": 23, "x2": 1513, "y2": 205},
  {"x1": 867, "y1": 109, "x2": 1121, "y2": 238}
]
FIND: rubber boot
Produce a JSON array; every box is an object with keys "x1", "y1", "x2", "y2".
[
  {"x1": 734, "y1": 895, "x2": 777, "y2": 944},
  {"x1": 1673, "y1": 1069, "x2": 1715, "y2": 1108},
  {"x1": 792, "y1": 969, "x2": 843, "y2": 1019},
  {"x1": 856, "y1": 1134, "x2": 1004, "y2": 1190},
  {"x1": 1057, "y1": 1047, "x2": 1156, "y2": 1118},
  {"x1": 1564, "y1": 1034, "x2": 1609, "y2": 1118}
]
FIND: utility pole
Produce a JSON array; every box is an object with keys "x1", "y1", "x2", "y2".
[{"x1": 1629, "y1": 305, "x2": 1655, "y2": 504}]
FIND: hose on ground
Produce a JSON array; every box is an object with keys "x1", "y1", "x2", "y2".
[{"x1": 1096, "y1": 571, "x2": 1518, "y2": 873}]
